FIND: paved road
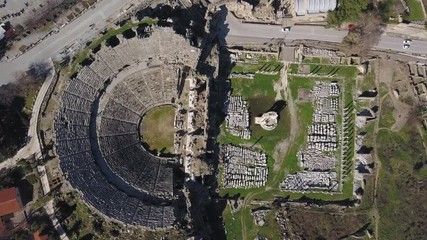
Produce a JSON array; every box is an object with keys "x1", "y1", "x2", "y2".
[
  {"x1": 0, "y1": 0, "x2": 134, "y2": 86},
  {"x1": 224, "y1": 11, "x2": 427, "y2": 56}
]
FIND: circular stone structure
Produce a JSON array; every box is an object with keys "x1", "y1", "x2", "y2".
[
  {"x1": 54, "y1": 27, "x2": 200, "y2": 228},
  {"x1": 139, "y1": 105, "x2": 175, "y2": 155},
  {"x1": 254, "y1": 111, "x2": 279, "y2": 131}
]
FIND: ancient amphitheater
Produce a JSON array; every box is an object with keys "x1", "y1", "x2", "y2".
[{"x1": 54, "y1": 27, "x2": 199, "y2": 228}]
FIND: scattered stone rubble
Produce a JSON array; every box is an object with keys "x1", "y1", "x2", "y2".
[
  {"x1": 251, "y1": 208, "x2": 270, "y2": 226},
  {"x1": 221, "y1": 145, "x2": 268, "y2": 189},
  {"x1": 301, "y1": 47, "x2": 361, "y2": 65},
  {"x1": 409, "y1": 63, "x2": 427, "y2": 102},
  {"x1": 303, "y1": 47, "x2": 338, "y2": 57},
  {"x1": 229, "y1": 73, "x2": 255, "y2": 79},
  {"x1": 281, "y1": 171, "x2": 338, "y2": 191},
  {"x1": 224, "y1": 95, "x2": 251, "y2": 139},
  {"x1": 407, "y1": 63, "x2": 427, "y2": 129},
  {"x1": 181, "y1": 77, "x2": 209, "y2": 178},
  {"x1": 281, "y1": 81, "x2": 341, "y2": 192},
  {"x1": 298, "y1": 150, "x2": 336, "y2": 171}
]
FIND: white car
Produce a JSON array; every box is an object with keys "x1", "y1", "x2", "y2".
[
  {"x1": 281, "y1": 27, "x2": 290, "y2": 32},
  {"x1": 403, "y1": 44, "x2": 410, "y2": 49},
  {"x1": 403, "y1": 39, "x2": 412, "y2": 44}
]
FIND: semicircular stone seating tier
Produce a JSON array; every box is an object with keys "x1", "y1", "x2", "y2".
[
  {"x1": 98, "y1": 66, "x2": 179, "y2": 199},
  {"x1": 54, "y1": 27, "x2": 199, "y2": 228}
]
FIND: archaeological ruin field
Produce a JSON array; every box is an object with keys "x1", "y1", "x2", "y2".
[{"x1": 219, "y1": 49, "x2": 368, "y2": 239}]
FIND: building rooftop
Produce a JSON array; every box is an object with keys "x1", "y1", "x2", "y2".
[
  {"x1": 0, "y1": 187, "x2": 21, "y2": 217},
  {"x1": 33, "y1": 228, "x2": 49, "y2": 240}
]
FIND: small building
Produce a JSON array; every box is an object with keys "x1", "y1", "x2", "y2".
[
  {"x1": 295, "y1": 0, "x2": 337, "y2": 16},
  {"x1": 0, "y1": 187, "x2": 24, "y2": 238},
  {"x1": 0, "y1": 187, "x2": 22, "y2": 217}
]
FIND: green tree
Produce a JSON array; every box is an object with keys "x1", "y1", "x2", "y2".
[
  {"x1": 378, "y1": 0, "x2": 396, "y2": 22},
  {"x1": 327, "y1": 0, "x2": 370, "y2": 26},
  {"x1": 340, "y1": 12, "x2": 384, "y2": 56}
]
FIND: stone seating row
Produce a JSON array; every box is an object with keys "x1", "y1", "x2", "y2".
[
  {"x1": 77, "y1": 66, "x2": 105, "y2": 90},
  {"x1": 99, "y1": 117, "x2": 139, "y2": 136},
  {"x1": 102, "y1": 98, "x2": 141, "y2": 123},
  {"x1": 61, "y1": 92, "x2": 93, "y2": 113},
  {"x1": 66, "y1": 78, "x2": 98, "y2": 101}
]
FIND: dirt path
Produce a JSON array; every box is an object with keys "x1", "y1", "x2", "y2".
[
  {"x1": 372, "y1": 59, "x2": 389, "y2": 239},
  {"x1": 241, "y1": 62, "x2": 300, "y2": 239},
  {"x1": 273, "y1": 63, "x2": 299, "y2": 172},
  {"x1": 417, "y1": 126, "x2": 427, "y2": 156},
  {"x1": 241, "y1": 191, "x2": 255, "y2": 240},
  {"x1": 390, "y1": 98, "x2": 411, "y2": 132},
  {"x1": 377, "y1": 59, "x2": 412, "y2": 132}
]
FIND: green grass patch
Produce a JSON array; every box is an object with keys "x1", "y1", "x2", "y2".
[
  {"x1": 320, "y1": 57, "x2": 332, "y2": 64},
  {"x1": 39, "y1": 21, "x2": 55, "y2": 33},
  {"x1": 308, "y1": 64, "x2": 359, "y2": 78},
  {"x1": 379, "y1": 83, "x2": 388, "y2": 97},
  {"x1": 24, "y1": 88, "x2": 38, "y2": 112},
  {"x1": 288, "y1": 64, "x2": 299, "y2": 74},
  {"x1": 359, "y1": 71, "x2": 376, "y2": 91},
  {"x1": 140, "y1": 105, "x2": 175, "y2": 154},
  {"x1": 303, "y1": 57, "x2": 321, "y2": 63},
  {"x1": 361, "y1": 121, "x2": 376, "y2": 146},
  {"x1": 26, "y1": 173, "x2": 39, "y2": 185},
  {"x1": 223, "y1": 205, "x2": 281, "y2": 240},
  {"x1": 223, "y1": 70, "x2": 290, "y2": 153},
  {"x1": 231, "y1": 74, "x2": 279, "y2": 97},
  {"x1": 32, "y1": 195, "x2": 53, "y2": 210},
  {"x1": 222, "y1": 204, "x2": 243, "y2": 240},
  {"x1": 257, "y1": 209, "x2": 281, "y2": 239},
  {"x1": 357, "y1": 175, "x2": 375, "y2": 210},
  {"x1": 376, "y1": 126, "x2": 427, "y2": 239},
  {"x1": 288, "y1": 76, "x2": 315, "y2": 101},
  {"x1": 379, "y1": 96, "x2": 395, "y2": 128},
  {"x1": 404, "y1": 0, "x2": 426, "y2": 21}
]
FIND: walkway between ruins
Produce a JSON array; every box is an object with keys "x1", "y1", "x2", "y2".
[
  {"x1": 38, "y1": 166, "x2": 69, "y2": 240},
  {"x1": 240, "y1": 61, "x2": 300, "y2": 240}
]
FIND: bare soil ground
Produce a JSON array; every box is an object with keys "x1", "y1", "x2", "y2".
[
  {"x1": 378, "y1": 60, "x2": 415, "y2": 132},
  {"x1": 297, "y1": 89, "x2": 312, "y2": 102},
  {"x1": 281, "y1": 206, "x2": 371, "y2": 240}
]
